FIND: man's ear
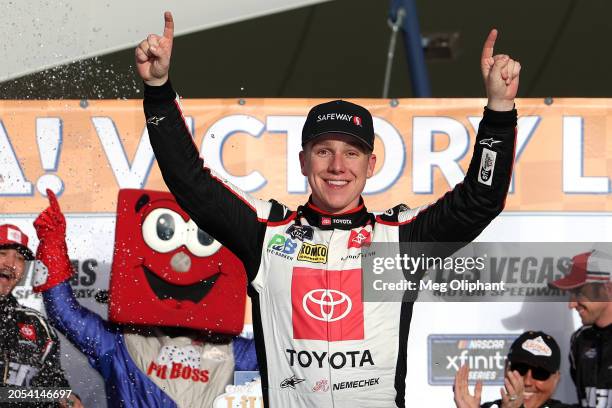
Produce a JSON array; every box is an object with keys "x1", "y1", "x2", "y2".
[
  {"x1": 299, "y1": 150, "x2": 307, "y2": 177},
  {"x1": 366, "y1": 153, "x2": 377, "y2": 178}
]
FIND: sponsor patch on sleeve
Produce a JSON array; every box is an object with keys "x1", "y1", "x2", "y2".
[{"x1": 477, "y1": 147, "x2": 497, "y2": 186}]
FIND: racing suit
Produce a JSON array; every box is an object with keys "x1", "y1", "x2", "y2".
[
  {"x1": 0, "y1": 294, "x2": 69, "y2": 408},
  {"x1": 42, "y1": 281, "x2": 258, "y2": 408},
  {"x1": 570, "y1": 323, "x2": 612, "y2": 407},
  {"x1": 144, "y1": 80, "x2": 517, "y2": 407}
]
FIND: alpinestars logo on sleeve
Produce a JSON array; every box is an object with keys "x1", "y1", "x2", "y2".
[
  {"x1": 479, "y1": 138, "x2": 502, "y2": 148},
  {"x1": 147, "y1": 116, "x2": 166, "y2": 126}
]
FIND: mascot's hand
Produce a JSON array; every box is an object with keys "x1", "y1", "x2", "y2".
[{"x1": 33, "y1": 189, "x2": 73, "y2": 292}]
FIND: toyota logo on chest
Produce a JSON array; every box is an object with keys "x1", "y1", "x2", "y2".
[
  {"x1": 303, "y1": 289, "x2": 352, "y2": 322},
  {"x1": 291, "y1": 267, "x2": 364, "y2": 341}
]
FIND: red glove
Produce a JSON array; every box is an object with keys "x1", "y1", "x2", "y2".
[{"x1": 33, "y1": 189, "x2": 73, "y2": 292}]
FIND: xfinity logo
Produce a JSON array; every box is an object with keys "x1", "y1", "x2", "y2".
[
  {"x1": 445, "y1": 349, "x2": 505, "y2": 371},
  {"x1": 316, "y1": 113, "x2": 362, "y2": 127},
  {"x1": 303, "y1": 289, "x2": 352, "y2": 322},
  {"x1": 429, "y1": 335, "x2": 514, "y2": 385}
]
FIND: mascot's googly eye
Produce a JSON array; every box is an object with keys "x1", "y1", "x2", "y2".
[
  {"x1": 185, "y1": 219, "x2": 222, "y2": 257},
  {"x1": 142, "y1": 208, "x2": 186, "y2": 253}
]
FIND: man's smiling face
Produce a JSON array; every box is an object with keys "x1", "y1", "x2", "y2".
[
  {"x1": 569, "y1": 283, "x2": 611, "y2": 326},
  {"x1": 0, "y1": 248, "x2": 26, "y2": 297},
  {"x1": 300, "y1": 133, "x2": 376, "y2": 214}
]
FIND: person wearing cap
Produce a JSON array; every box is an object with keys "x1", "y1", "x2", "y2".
[
  {"x1": 0, "y1": 224, "x2": 79, "y2": 407},
  {"x1": 453, "y1": 331, "x2": 573, "y2": 408},
  {"x1": 135, "y1": 11, "x2": 520, "y2": 408},
  {"x1": 549, "y1": 250, "x2": 612, "y2": 408}
]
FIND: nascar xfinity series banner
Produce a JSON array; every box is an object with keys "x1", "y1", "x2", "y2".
[{"x1": 1, "y1": 98, "x2": 612, "y2": 407}]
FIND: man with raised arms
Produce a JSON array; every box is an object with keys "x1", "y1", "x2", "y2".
[{"x1": 136, "y1": 12, "x2": 520, "y2": 407}]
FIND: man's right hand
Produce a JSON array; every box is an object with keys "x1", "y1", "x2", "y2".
[
  {"x1": 453, "y1": 364, "x2": 482, "y2": 408},
  {"x1": 32, "y1": 189, "x2": 73, "y2": 292},
  {"x1": 499, "y1": 369, "x2": 524, "y2": 408},
  {"x1": 135, "y1": 11, "x2": 174, "y2": 86}
]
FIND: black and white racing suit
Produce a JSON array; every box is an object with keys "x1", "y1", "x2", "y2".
[
  {"x1": 570, "y1": 324, "x2": 612, "y2": 407},
  {"x1": 143, "y1": 80, "x2": 517, "y2": 407},
  {"x1": 0, "y1": 294, "x2": 70, "y2": 407}
]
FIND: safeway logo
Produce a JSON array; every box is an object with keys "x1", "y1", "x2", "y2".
[
  {"x1": 353, "y1": 116, "x2": 362, "y2": 127},
  {"x1": 291, "y1": 267, "x2": 363, "y2": 341},
  {"x1": 317, "y1": 113, "x2": 356, "y2": 123},
  {"x1": 303, "y1": 289, "x2": 352, "y2": 322}
]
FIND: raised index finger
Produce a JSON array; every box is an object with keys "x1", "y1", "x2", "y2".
[
  {"x1": 163, "y1": 11, "x2": 174, "y2": 40},
  {"x1": 46, "y1": 189, "x2": 60, "y2": 211},
  {"x1": 481, "y1": 28, "x2": 498, "y2": 61}
]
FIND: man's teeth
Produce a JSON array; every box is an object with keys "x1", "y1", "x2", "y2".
[{"x1": 327, "y1": 180, "x2": 348, "y2": 186}]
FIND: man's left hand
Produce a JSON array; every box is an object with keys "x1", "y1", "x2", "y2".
[{"x1": 481, "y1": 29, "x2": 521, "y2": 111}]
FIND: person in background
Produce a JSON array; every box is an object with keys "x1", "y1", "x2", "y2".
[
  {"x1": 0, "y1": 224, "x2": 82, "y2": 408},
  {"x1": 549, "y1": 249, "x2": 612, "y2": 408},
  {"x1": 454, "y1": 331, "x2": 573, "y2": 408}
]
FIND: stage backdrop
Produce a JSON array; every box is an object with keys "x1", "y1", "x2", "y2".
[{"x1": 2, "y1": 97, "x2": 612, "y2": 407}]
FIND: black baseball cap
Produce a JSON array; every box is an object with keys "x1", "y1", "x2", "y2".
[
  {"x1": 302, "y1": 100, "x2": 374, "y2": 151},
  {"x1": 507, "y1": 331, "x2": 560, "y2": 373}
]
